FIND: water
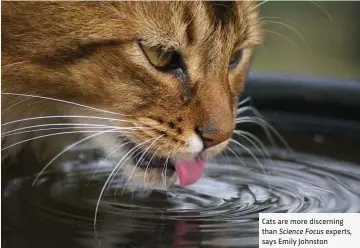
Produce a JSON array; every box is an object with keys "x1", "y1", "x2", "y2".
[{"x1": 3, "y1": 141, "x2": 360, "y2": 248}]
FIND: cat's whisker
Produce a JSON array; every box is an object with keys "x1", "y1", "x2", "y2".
[
  {"x1": 214, "y1": 150, "x2": 224, "y2": 167},
  {"x1": 2, "y1": 92, "x2": 130, "y2": 116},
  {"x1": 1, "y1": 126, "x2": 143, "y2": 138},
  {"x1": 114, "y1": 144, "x2": 147, "y2": 193},
  {"x1": 259, "y1": 16, "x2": 308, "y2": 35},
  {"x1": 225, "y1": 145, "x2": 248, "y2": 169},
  {"x1": 230, "y1": 138, "x2": 263, "y2": 167},
  {"x1": 165, "y1": 147, "x2": 181, "y2": 199},
  {"x1": 308, "y1": 1, "x2": 332, "y2": 22},
  {"x1": 259, "y1": 20, "x2": 309, "y2": 49},
  {"x1": 259, "y1": 16, "x2": 288, "y2": 22},
  {"x1": 221, "y1": 150, "x2": 232, "y2": 167},
  {"x1": 1, "y1": 128, "x2": 143, "y2": 151},
  {"x1": 1, "y1": 96, "x2": 33, "y2": 113},
  {"x1": 2, "y1": 115, "x2": 131, "y2": 127},
  {"x1": 119, "y1": 135, "x2": 163, "y2": 195},
  {"x1": 32, "y1": 128, "x2": 122, "y2": 186},
  {"x1": 252, "y1": 0, "x2": 270, "y2": 11},
  {"x1": 253, "y1": 1, "x2": 332, "y2": 22},
  {"x1": 238, "y1": 96, "x2": 252, "y2": 107},
  {"x1": 162, "y1": 151, "x2": 171, "y2": 190},
  {"x1": 85, "y1": 141, "x2": 131, "y2": 190},
  {"x1": 236, "y1": 116, "x2": 292, "y2": 152},
  {"x1": 237, "y1": 105, "x2": 286, "y2": 148},
  {"x1": 115, "y1": 148, "x2": 144, "y2": 196},
  {"x1": 94, "y1": 137, "x2": 156, "y2": 230},
  {"x1": 236, "y1": 116, "x2": 277, "y2": 148},
  {"x1": 237, "y1": 105, "x2": 262, "y2": 115},
  {"x1": 262, "y1": 29, "x2": 301, "y2": 51},
  {"x1": 233, "y1": 130, "x2": 270, "y2": 161},
  {"x1": 1, "y1": 122, "x2": 151, "y2": 137},
  {"x1": 143, "y1": 145, "x2": 162, "y2": 182},
  {"x1": 229, "y1": 138, "x2": 272, "y2": 189},
  {"x1": 25, "y1": 98, "x2": 50, "y2": 108},
  {"x1": 234, "y1": 130, "x2": 270, "y2": 156}
]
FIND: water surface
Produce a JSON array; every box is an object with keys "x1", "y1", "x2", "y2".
[{"x1": 3, "y1": 141, "x2": 360, "y2": 248}]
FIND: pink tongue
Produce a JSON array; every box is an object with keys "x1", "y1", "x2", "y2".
[{"x1": 174, "y1": 158, "x2": 204, "y2": 186}]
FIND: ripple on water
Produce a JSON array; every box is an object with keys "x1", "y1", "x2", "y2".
[{"x1": 3, "y1": 150, "x2": 360, "y2": 247}]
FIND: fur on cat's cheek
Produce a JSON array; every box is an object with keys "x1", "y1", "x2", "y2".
[{"x1": 187, "y1": 134, "x2": 203, "y2": 154}]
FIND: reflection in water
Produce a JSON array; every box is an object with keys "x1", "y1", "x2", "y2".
[{"x1": 3, "y1": 148, "x2": 360, "y2": 248}]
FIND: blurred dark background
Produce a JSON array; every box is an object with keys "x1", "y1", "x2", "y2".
[{"x1": 252, "y1": 1, "x2": 360, "y2": 80}]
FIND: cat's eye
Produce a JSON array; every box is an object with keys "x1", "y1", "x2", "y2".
[
  {"x1": 229, "y1": 49, "x2": 243, "y2": 69},
  {"x1": 141, "y1": 44, "x2": 175, "y2": 68}
]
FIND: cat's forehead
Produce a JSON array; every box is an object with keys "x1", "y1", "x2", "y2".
[
  {"x1": 1, "y1": 1, "x2": 260, "y2": 65},
  {"x1": 126, "y1": 1, "x2": 259, "y2": 50}
]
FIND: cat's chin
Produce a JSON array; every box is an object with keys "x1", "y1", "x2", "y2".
[
  {"x1": 93, "y1": 133, "x2": 230, "y2": 191},
  {"x1": 118, "y1": 139, "x2": 229, "y2": 191},
  {"x1": 119, "y1": 140, "x2": 201, "y2": 190}
]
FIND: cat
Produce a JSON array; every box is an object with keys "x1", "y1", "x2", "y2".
[{"x1": 1, "y1": 1, "x2": 262, "y2": 190}]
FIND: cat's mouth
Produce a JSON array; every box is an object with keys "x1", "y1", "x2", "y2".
[{"x1": 124, "y1": 141, "x2": 205, "y2": 186}]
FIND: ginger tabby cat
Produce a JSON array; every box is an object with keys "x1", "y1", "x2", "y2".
[{"x1": 1, "y1": 1, "x2": 262, "y2": 190}]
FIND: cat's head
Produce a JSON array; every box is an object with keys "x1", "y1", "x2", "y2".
[{"x1": 2, "y1": 2, "x2": 261, "y2": 189}]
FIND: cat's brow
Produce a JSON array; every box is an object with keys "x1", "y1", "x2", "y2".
[
  {"x1": 206, "y1": 1, "x2": 237, "y2": 26},
  {"x1": 182, "y1": 6, "x2": 195, "y2": 44}
]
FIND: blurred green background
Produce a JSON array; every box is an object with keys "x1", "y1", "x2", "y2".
[{"x1": 252, "y1": 1, "x2": 360, "y2": 80}]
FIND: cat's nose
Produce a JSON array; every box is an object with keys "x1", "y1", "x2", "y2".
[
  {"x1": 197, "y1": 127, "x2": 232, "y2": 149},
  {"x1": 193, "y1": 78, "x2": 234, "y2": 150}
]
